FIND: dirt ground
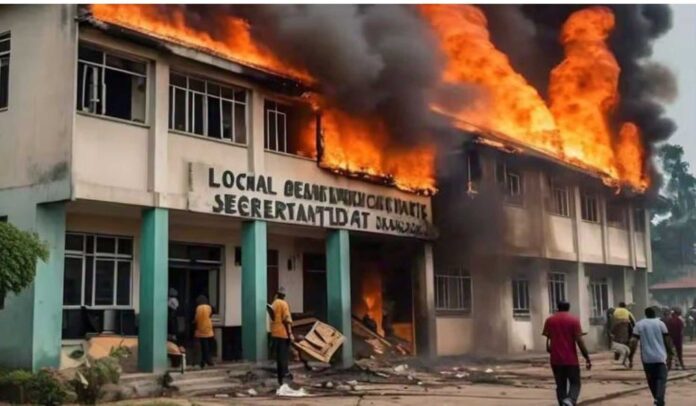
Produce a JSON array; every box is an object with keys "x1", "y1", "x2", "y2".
[{"x1": 114, "y1": 342, "x2": 696, "y2": 406}]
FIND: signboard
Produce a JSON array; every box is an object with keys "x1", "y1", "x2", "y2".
[{"x1": 187, "y1": 163, "x2": 435, "y2": 239}]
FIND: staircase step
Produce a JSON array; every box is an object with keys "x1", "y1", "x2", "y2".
[
  {"x1": 175, "y1": 382, "x2": 242, "y2": 397},
  {"x1": 172, "y1": 375, "x2": 231, "y2": 388}
]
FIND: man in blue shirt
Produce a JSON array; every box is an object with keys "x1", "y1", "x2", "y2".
[{"x1": 628, "y1": 307, "x2": 675, "y2": 406}]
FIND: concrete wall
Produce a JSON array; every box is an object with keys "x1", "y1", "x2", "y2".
[
  {"x1": 0, "y1": 5, "x2": 75, "y2": 201},
  {"x1": 436, "y1": 317, "x2": 474, "y2": 355}
]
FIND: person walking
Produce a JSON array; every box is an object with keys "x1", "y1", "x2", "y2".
[
  {"x1": 665, "y1": 308, "x2": 685, "y2": 370},
  {"x1": 270, "y1": 286, "x2": 294, "y2": 386},
  {"x1": 543, "y1": 301, "x2": 592, "y2": 406},
  {"x1": 628, "y1": 307, "x2": 676, "y2": 406},
  {"x1": 193, "y1": 294, "x2": 215, "y2": 368}
]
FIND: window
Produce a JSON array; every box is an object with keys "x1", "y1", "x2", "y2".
[
  {"x1": 496, "y1": 160, "x2": 523, "y2": 205},
  {"x1": 169, "y1": 72, "x2": 248, "y2": 144},
  {"x1": 581, "y1": 192, "x2": 599, "y2": 223},
  {"x1": 465, "y1": 149, "x2": 482, "y2": 195},
  {"x1": 264, "y1": 100, "x2": 310, "y2": 156},
  {"x1": 170, "y1": 242, "x2": 222, "y2": 312},
  {"x1": 606, "y1": 200, "x2": 627, "y2": 228},
  {"x1": 0, "y1": 32, "x2": 10, "y2": 110},
  {"x1": 76, "y1": 43, "x2": 147, "y2": 122},
  {"x1": 265, "y1": 100, "x2": 289, "y2": 153},
  {"x1": 548, "y1": 178, "x2": 570, "y2": 217},
  {"x1": 435, "y1": 267, "x2": 472, "y2": 313},
  {"x1": 63, "y1": 233, "x2": 133, "y2": 307},
  {"x1": 548, "y1": 273, "x2": 566, "y2": 313},
  {"x1": 512, "y1": 278, "x2": 530, "y2": 317},
  {"x1": 633, "y1": 208, "x2": 646, "y2": 232},
  {"x1": 589, "y1": 278, "x2": 609, "y2": 320}
]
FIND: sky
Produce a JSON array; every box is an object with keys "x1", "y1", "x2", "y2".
[{"x1": 652, "y1": 4, "x2": 696, "y2": 169}]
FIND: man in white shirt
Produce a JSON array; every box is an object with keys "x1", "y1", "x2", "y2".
[{"x1": 628, "y1": 307, "x2": 675, "y2": 406}]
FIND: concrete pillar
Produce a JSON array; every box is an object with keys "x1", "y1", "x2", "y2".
[
  {"x1": 633, "y1": 268, "x2": 649, "y2": 316},
  {"x1": 567, "y1": 262, "x2": 590, "y2": 332},
  {"x1": 326, "y1": 229, "x2": 353, "y2": 367},
  {"x1": 0, "y1": 201, "x2": 66, "y2": 371},
  {"x1": 148, "y1": 57, "x2": 169, "y2": 206},
  {"x1": 138, "y1": 208, "x2": 169, "y2": 372},
  {"x1": 414, "y1": 242, "x2": 437, "y2": 359},
  {"x1": 529, "y1": 260, "x2": 550, "y2": 351},
  {"x1": 241, "y1": 220, "x2": 267, "y2": 362}
]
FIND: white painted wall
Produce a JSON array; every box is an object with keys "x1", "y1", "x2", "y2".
[
  {"x1": 607, "y1": 227, "x2": 630, "y2": 264},
  {"x1": 579, "y1": 222, "x2": 604, "y2": 263},
  {"x1": 0, "y1": 5, "x2": 75, "y2": 201},
  {"x1": 547, "y1": 215, "x2": 575, "y2": 258},
  {"x1": 73, "y1": 115, "x2": 150, "y2": 192},
  {"x1": 510, "y1": 320, "x2": 535, "y2": 352}
]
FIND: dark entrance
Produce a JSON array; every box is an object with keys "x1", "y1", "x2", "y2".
[
  {"x1": 168, "y1": 242, "x2": 222, "y2": 356},
  {"x1": 303, "y1": 253, "x2": 327, "y2": 321}
]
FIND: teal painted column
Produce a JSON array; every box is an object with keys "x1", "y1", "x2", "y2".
[
  {"x1": 326, "y1": 229, "x2": 353, "y2": 367},
  {"x1": 242, "y1": 220, "x2": 267, "y2": 362},
  {"x1": 32, "y1": 202, "x2": 67, "y2": 370},
  {"x1": 138, "y1": 208, "x2": 169, "y2": 372}
]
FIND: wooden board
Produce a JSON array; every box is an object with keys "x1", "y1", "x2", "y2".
[{"x1": 292, "y1": 321, "x2": 345, "y2": 363}]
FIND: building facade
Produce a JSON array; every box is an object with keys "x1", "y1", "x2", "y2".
[
  {"x1": 0, "y1": 5, "x2": 437, "y2": 372},
  {"x1": 433, "y1": 141, "x2": 652, "y2": 355}
]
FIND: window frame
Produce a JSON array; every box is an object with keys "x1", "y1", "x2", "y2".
[
  {"x1": 63, "y1": 232, "x2": 134, "y2": 309},
  {"x1": 76, "y1": 42, "x2": 149, "y2": 124},
  {"x1": 547, "y1": 272, "x2": 567, "y2": 313},
  {"x1": 496, "y1": 160, "x2": 524, "y2": 206},
  {"x1": 168, "y1": 71, "x2": 249, "y2": 145},
  {"x1": 606, "y1": 200, "x2": 627, "y2": 229},
  {"x1": 435, "y1": 267, "x2": 473, "y2": 314},
  {"x1": 264, "y1": 100, "x2": 291, "y2": 155},
  {"x1": 0, "y1": 31, "x2": 10, "y2": 111},
  {"x1": 580, "y1": 192, "x2": 600, "y2": 223},
  {"x1": 512, "y1": 278, "x2": 530, "y2": 318},
  {"x1": 548, "y1": 178, "x2": 571, "y2": 217},
  {"x1": 589, "y1": 278, "x2": 610, "y2": 323}
]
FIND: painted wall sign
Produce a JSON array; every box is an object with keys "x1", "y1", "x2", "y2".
[{"x1": 188, "y1": 163, "x2": 436, "y2": 239}]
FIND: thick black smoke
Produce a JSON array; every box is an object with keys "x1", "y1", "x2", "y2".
[
  {"x1": 482, "y1": 4, "x2": 676, "y2": 194},
  {"x1": 153, "y1": 4, "x2": 467, "y2": 149}
]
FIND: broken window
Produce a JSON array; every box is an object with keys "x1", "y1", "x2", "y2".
[
  {"x1": 264, "y1": 100, "x2": 310, "y2": 157},
  {"x1": 512, "y1": 278, "x2": 530, "y2": 317},
  {"x1": 0, "y1": 32, "x2": 10, "y2": 110},
  {"x1": 606, "y1": 200, "x2": 627, "y2": 228},
  {"x1": 547, "y1": 272, "x2": 566, "y2": 313},
  {"x1": 169, "y1": 72, "x2": 248, "y2": 144},
  {"x1": 548, "y1": 178, "x2": 571, "y2": 217},
  {"x1": 589, "y1": 278, "x2": 609, "y2": 321},
  {"x1": 465, "y1": 149, "x2": 482, "y2": 194},
  {"x1": 496, "y1": 160, "x2": 523, "y2": 205},
  {"x1": 63, "y1": 233, "x2": 133, "y2": 308},
  {"x1": 435, "y1": 267, "x2": 472, "y2": 313},
  {"x1": 633, "y1": 208, "x2": 646, "y2": 232},
  {"x1": 580, "y1": 191, "x2": 600, "y2": 223},
  {"x1": 76, "y1": 43, "x2": 147, "y2": 123}
]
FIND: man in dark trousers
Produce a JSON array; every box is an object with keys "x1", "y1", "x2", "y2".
[
  {"x1": 628, "y1": 307, "x2": 675, "y2": 406},
  {"x1": 270, "y1": 286, "x2": 294, "y2": 386},
  {"x1": 543, "y1": 301, "x2": 592, "y2": 406}
]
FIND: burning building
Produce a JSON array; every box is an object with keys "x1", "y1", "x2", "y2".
[{"x1": 0, "y1": 4, "x2": 672, "y2": 370}]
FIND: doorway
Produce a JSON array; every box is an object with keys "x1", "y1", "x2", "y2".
[
  {"x1": 303, "y1": 253, "x2": 327, "y2": 321},
  {"x1": 168, "y1": 242, "x2": 223, "y2": 353}
]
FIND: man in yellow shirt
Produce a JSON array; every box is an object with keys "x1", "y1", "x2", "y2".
[
  {"x1": 271, "y1": 286, "x2": 294, "y2": 385},
  {"x1": 194, "y1": 295, "x2": 215, "y2": 368}
]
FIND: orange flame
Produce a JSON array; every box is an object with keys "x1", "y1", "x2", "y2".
[
  {"x1": 422, "y1": 5, "x2": 648, "y2": 191},
  {"x1": 90, "y1": 4, "x2": 311, "y2": 81},
  {"x1": 421, "y1": 4, "x2": 562, "y2": 157},
  {"x1": 548, "y1": 7, "x2": 646, "y2": 190},
  {"x1": 91, "y1": 4, "x2": 649, "y2": 193}
]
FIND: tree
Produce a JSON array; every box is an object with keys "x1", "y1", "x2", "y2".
[
  {"x1": 0, "y1": 221, "x2": 49, "y2": 307},
  {"x1": 651, "y1": 144, "x2": 696, "y2": 282}
]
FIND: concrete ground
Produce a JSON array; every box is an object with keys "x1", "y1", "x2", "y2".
[{"x1": 113, "y1": 342, "x2": 696, "y2": 406}]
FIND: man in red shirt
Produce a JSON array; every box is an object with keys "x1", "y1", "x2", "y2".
[{"x1": 543, "y1": 301, "x2": 592, "y2": 406}]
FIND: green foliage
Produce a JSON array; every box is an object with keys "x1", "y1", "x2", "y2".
[
  {"x1": 109, "y1": 344, "x2": 132, "y2": 361},
  {"x1": 0, "y1": 221, "x2": 49, "y2": 295},
  {"x1": 70, "y1": 356, "x2": 121, "y2": 405},
  {"x1": 651, "y1": 144, "x2": 696, "y2": 282},
  {"x1": 0, "y1": 368, "x2": 70, "y2": 405}
]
